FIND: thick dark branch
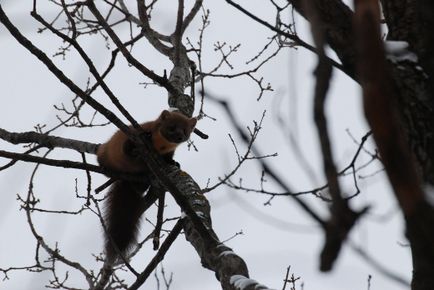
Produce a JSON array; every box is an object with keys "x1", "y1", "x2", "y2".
[
  {"x1": 380, "y1": 0, "x2": 434, "y2": 78},
  {"x1": 290, "y1": 0, "x2": 434, "y2": 185},
  {"x1": 307, "y1": 1, "x2": 367, "y2": 271},
  {"x1": 0, "y1": 149, "x2": 103, "y2": 174},
  {"x1": 414, "y1": 0, "x2": 434, "y2": 83},
  {"x1": 309, "y1": 4, "x2": 341, "y2": 206},
  {"x1": 355, "y1": 0, "x2": 424, "y2": 215},
  {"x1": 380, "y1": 0, "x2": 434, "y2": 185}
]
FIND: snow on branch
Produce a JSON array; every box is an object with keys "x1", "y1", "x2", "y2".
[{"x1": 384, "y1": 40, "x2": 418, "y2": 63}]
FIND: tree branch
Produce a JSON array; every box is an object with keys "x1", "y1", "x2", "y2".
[
  {"x1": 86, "y1": 0, "x2": 178, "y2": 95},
  {"x1": 288, "y1": 0, "x2": 357, "y2": 78},
  {"x1": 0, "y1": 149, "x2": 103, "y2": 174},
  {"x1": 355, "y1": 1, "x2": 434, "y2": 289},
  {"x1": 0, "y1": 4, "x2": 130, "y2": 135},
  {"x1": 206, "y1": 93, "x2": 326, "y2": 227},
  {"x1": 0, "y1": 127, "x2": 98, "y2": 154},
  {"x1": 31, "y1": 6, "x2": 141, "y2": 130},
  {"x1": 182, "y1": 0, "x2": 203, "y2": 35},
  {"x1": 307, "y1": 0, "x2": 368, "y2": 271},
  {"x1": 225, "y1": 0, "x2": 350, "y2": 77}
]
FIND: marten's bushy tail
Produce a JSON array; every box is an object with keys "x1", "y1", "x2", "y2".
[{"x1": 103, "y1": 180, "x2": 149, "y2": 263}]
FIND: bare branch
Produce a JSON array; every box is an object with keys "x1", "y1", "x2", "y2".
[
  {"x1": 225, "y1": 0, "x2": 349, "y2": 76},
  {"x1": 348, "y1": 242, "x2": 410, "y2": 287},
  {"x1": 128, "y1": 219, "x2": 183, "y2": 290},
  {"x1": 173, "y1": 0, "x2": 185, "y2": 66},
  {"x1": 0, "y1": 149, "x2": 102, "y2": 174},
  {"x1": 31, "y1": 6, "x2": 141, "y2": 129},
  {"x1": 23, "y1": 150, "x2": 94, "y2": 288},
  {"x1": 86, "y1": 0, "x2": 178, "y2": 95},
  {"x1": 137, "y1": 0, "x2": 172, "y2": 54},
  {"x1": 206, "y1": 93, "x2": 326, "y2": 227},
  {"x1": 182, "y1": 0, "x2": 203, "y2": 34},
  {"x1": 307, "y1": 0, "x2": 368, "y2": 271},
  {"x1": 0, "y1": 127, "x2": 98, "y2": 154},
  {"x1": 0, "y1": 5, "x2": 130, "y2": 134}
]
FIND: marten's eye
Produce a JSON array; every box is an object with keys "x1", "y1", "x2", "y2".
[{"x1": 168, "y1": 125, "x2": 176, "y2": 132}]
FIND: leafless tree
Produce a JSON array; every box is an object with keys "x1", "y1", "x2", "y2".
[
  {"x1": 0, "y1": 1, "x2": 283, "y2": 290},
  {"x1": 0, "y1": 0, "x2": 432, "y2": 290}
]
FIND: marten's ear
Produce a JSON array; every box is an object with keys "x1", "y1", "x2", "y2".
[
  {"x1": 161, "y1": 110, "x2": 171, "y2": 120},
  {"x1": 189, "y1": 118, "x2": 197, "y2": 129}
]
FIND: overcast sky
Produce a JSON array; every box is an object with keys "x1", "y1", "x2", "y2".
[{"x1": 0, "y1": 1, "x2": 410, "y2": 290}]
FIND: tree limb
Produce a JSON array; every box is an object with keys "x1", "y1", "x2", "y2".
[{"x1": 355, "y1": 1, "x2": 434, "y2": 289}]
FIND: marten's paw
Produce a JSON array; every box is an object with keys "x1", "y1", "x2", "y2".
[
  {"x1": 168, "y1": 159, "x2": 181, "y2": 168},
  {"x1": 123, "y1": 138, "x2": 137, "y2": 158}
]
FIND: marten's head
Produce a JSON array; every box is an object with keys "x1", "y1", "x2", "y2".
[{"x1": 158, "y1": 110, "x2": 197, "y2": 143}]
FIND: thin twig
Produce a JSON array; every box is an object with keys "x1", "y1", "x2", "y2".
[{"x1": 129, "y1": 219, "x2": 184, "y2": 290}]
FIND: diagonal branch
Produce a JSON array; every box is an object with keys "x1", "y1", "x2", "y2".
[
  {"x1": 137, "y1": 0, "x2": 172, "y2": 55},
  {"x1": 206, "y1": 93, "x2": 326, "y2": 227},
  {"x1": 86, "y1": 0, "x2": 178, "y2": 95},
  {"x1": 0, "y1": 5, "x2": 130, "y2": 135},
  {"x1": 307, "y1": 0, "x2": 368, "y2": 271},
  {"x1": 182, "y1": 0, "x2": 203, "y2": 35},
  {"x1": 128, "y1": 219, "x2": 183, "y2": 290},
  {"x1": 225, "y1": 0, "x2": 350, "y2": 77},
  {"x1": 31, "y1": 5, "x2": 141, "y2": 129}
]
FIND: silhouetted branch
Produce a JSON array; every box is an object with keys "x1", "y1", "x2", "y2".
[
  {"x1": 355, "y1": 1, "x2": 434, "y2": 289},
  {"x1": 86, "y1": 0, "x2": 178, "y2": 95},
  {"x1": 31, "y1": 5, "x2": 141, "y2": 130},
  {"x1": 129, "y1": 219, "x2": 183, "y2": 290},
  {"x1": 206, "y1": 92, "x2": 326, "y2": 227},
  {"x1": 225, "y1": 0, "x2": 349, "y2": 76},
  {"x1": 0, "y1": 5, "x2": 130, "y2": 135},
  {"x1": 349, "y1": 242, "x2": 410, "y2": 287},
  {"x1": 307, "y1": 0, "x2": 368, "y2": 271}
]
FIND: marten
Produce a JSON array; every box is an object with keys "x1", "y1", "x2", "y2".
[{"x1": 97, "y1": 110, "x2": 197, "y2": 263}]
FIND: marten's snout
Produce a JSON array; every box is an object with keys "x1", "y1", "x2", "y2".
[
  {"x1": 174, "y1": 135, "x2": 184, "y2": 143},
  {"x1": 172, "y1": 129, "x2": 186, "y2": 143},
  {"x1": 163, "y1": 125, "x2": 187, "y2": 143}
]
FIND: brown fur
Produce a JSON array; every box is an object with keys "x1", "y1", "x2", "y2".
[{"x1": 97, "y1": 110, "x2": 196, "y2": 263}]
